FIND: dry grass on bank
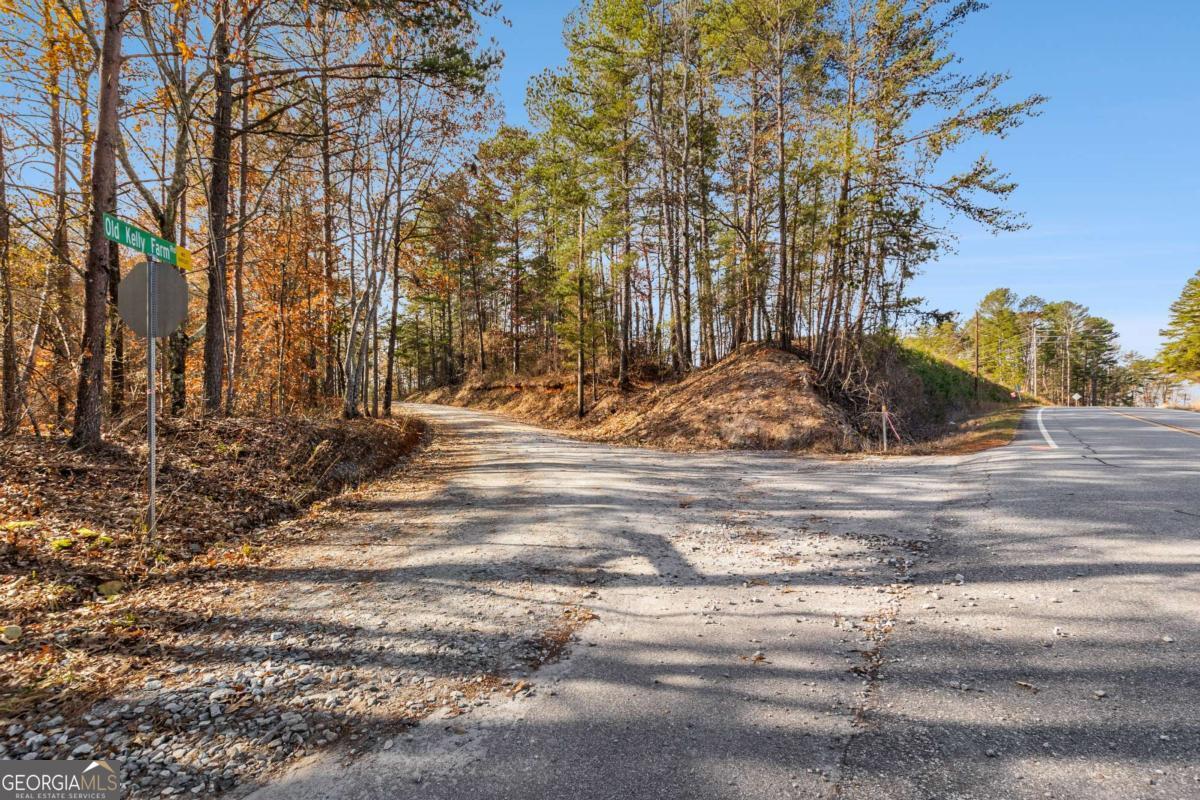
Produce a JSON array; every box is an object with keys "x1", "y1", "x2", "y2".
[
  {"x1": 416, "y1": 344, "x2": 1028, "y2": 457},
  {"x1": 416, "y1": 344, "x2": 863, "y2": 452},
  {"x1": 890, "y1": 406, "x2": 1028, "y2": 456}
]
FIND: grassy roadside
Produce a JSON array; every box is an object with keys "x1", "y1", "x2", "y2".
[{"x1": 891, "y1": 406, "x2": 1029, "y2": 456}]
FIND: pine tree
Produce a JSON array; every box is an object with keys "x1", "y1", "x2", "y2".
[{"x1": 1159, "y1": 270, "x2": 1200, "y2": 380}]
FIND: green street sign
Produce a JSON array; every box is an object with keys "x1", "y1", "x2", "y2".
[{"x1": 103, "y1": 213, "x2": 192, "y2": 270}]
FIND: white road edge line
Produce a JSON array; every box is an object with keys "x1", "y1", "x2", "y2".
[{"x1": 1036, "y1": 408, "x2": 1058, "y2": 449}]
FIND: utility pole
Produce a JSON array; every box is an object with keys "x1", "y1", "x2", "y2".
[
  {"x1": 1065, "y1": 320, "x2": 1072, "y2": 406},
  {"x1": 576, "y1": 208, "x2": 585, "y2": 419},
  {"x1": 1031, "y1": 325, "x2": 1038, "y2": 400},
  {"x1": 973, "y1": 311, "x2": 980, "y2": 402}
]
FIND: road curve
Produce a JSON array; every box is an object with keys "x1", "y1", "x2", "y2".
[{"x1": 248, "y1": 405, "x2": 1200, "y2": 799}]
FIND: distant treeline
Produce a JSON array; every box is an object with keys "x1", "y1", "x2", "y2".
[{"x1": 907, "y1": 288, "x2": 1175, "y2": 407}]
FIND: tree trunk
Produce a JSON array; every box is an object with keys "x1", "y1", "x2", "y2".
[
  {"x1": 738, "y1": 80, "x2": 760, "y2": 349},
  {"x1": 107, "y1": 241, "x2": 123, "y2": 415},
  {"x1": 617, "y1": 119, "x2": 632, "y2": 389},
  {"x1": 202, "y1": 0, "x2": 232, "y2": 415},
  {"x1": 576, "y1": 209, "x2": 585, "y2": 419},
  {"x1": 319, "y1": 19, "x2": 337, "y2": 397},
  {"x1": 696, "y1": 87, "x2": 717, "y2": 366},
  {"x1": 341, "y1": 258, "x2": 380, "y2": 418},
  {"x1": 470, "y1": 260, "x2": 486, "y2": 373},
  {"x1": 69, "y1": 0, "x2": 123, "y2": 449},
  {"x1": 371, "y1": 301, "x2": 379, "y2": 416},
  {"x1": 774, "y1": 38, "x2": 789, "y2": 347},
  {"x1": 383, "y1": 234, "x2": 401, "y2": 416},
  {"x1": 49, "y1": 54, "x2": 73, "y2": 426},
  {"x1": 680, "y1": 0, "x2": 694, "y2": 369},
  {"x1": 511, "y1": 216, "x2": 521, "y2": 374},
  {"x1": 276, "y1": 214, "x2": 290, "y2": 414},
  {"x1": 383, "y1": 90, "x2": 405, "y2": 415},
  {"x1": 0, "y1": 125, "x2": 16, "y2": 434},
  {"x1": 226, "y1": 78, "x2": 250, "y2": 414},
  {"x1": 169, "y1": 190, "x2": 188, "y2": 414}
]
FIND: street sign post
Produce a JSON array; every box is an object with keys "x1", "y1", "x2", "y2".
[{"x1": 105, "y1": 214, "x2": 192, "y2": 538}]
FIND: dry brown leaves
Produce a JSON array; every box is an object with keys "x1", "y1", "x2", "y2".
[
  {"x1": 0, "y1": 415, "x2": 424, "y2": 715},
  {"x1": 524, "y1": 606, "x2": 598, "y2": 669}
]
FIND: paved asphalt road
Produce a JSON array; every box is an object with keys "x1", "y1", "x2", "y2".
[
  {"x1": 841, "y1": 407, "x2": 1200, "y2": 800},
  {"x1": 249, "y1": 406, "x2": 1200, "y2": 800}
]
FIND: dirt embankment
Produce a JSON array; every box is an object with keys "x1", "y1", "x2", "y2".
[
  {"x1": 0, "y1": 415, "x2": 424, "y2": 714},
  {"x1": 415, "y1": 344, "x2": 863, "y2": 452}
]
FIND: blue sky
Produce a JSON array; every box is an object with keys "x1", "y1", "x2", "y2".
[{"x1": 481, "y1": 1, "x2": 1200, "y2": 356}]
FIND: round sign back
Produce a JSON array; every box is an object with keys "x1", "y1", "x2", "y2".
[{"x1": 118, "y1": 261, "x2": 189, "y2": 339}]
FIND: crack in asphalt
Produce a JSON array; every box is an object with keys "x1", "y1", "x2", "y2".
[
  {"x1": 1060, "y1": 420, "x2": 1125, "y2": 468},
  {"x1": 828, "y1": 456, "x2": 973, "y2": 798}
]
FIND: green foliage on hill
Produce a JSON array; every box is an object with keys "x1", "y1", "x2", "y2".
[
  {"x1": 902, "y1": 286, "x2": 1167, "y2": 406},
  {"x1": 899, "y1": 344, "x2": 1015, "y2": 409}
]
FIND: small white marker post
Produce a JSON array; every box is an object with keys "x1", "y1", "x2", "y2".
[{"x1": 881, "y1": 403, "x2": 888, "y2": 453}]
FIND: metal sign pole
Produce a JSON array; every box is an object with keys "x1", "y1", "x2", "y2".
[
  {"x1": 106, "y1": 213, "x2": 191, "y2": 542},
  {"x1": 147, "y1": 259, "x2": 157, "y2": 538}
]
